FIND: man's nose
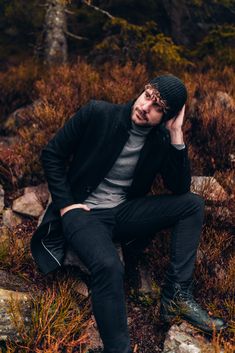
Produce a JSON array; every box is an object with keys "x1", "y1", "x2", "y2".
[{"x1": 142, "y1": 101, "x2": 152, "y2": 112}]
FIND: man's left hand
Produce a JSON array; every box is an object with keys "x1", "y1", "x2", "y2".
[
  {"x1": 165, "y1": 104, "x2": 185, "y2": 132},
  {"x1": 165, "y1": 105, "x2": 185, "y2": 145}
]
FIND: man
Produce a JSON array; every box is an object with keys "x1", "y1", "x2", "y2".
[{"x1": 31, "y1": 75, "x2": 226, "y2": 353}]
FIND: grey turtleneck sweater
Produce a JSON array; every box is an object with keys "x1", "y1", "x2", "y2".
[{"x1": 84, "y1": 121, "x2": 185, "y2": 209}]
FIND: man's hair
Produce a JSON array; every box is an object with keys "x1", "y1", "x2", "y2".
[
  {"x1": 149, "y1": 75, "x2": 188, "y2": 122},
  {"x1": 144, "y1": 83, "x2": 169, "y2": 114}
]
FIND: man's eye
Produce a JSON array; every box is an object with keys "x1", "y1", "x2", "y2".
[
  {"x1": 145, "y1": 92, "x2": 151, "y2": 98},
  {"x1": 154, "y1": 104, "x2": 163, "y2": 112}
]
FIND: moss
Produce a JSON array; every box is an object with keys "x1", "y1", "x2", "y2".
[
  {"x1": 95, "y1": 17, "x2": 191, "y2": 70},
  {"x1": 191, "y1": 24, "x2": 235, "y2": 66}
]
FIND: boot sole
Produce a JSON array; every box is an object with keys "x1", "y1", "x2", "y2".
[{"x1": 160, "y1": 313, "x2": 228, "y2": 335}]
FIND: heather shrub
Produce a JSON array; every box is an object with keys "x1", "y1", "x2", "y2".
[
  {"x1": 0, "y1": 222, "x2": 34, "y2": 274},
  {"x1": 0, "y1": 60, "x2": 101, "y2": 187},
  {"x1": 1, "y1": 60, "x2": 149, "y2": 187},
  {"x1": 100, "y1": 61, "x2": 148, "y2": 103},
  {"x1": 2, "y1": 61, "x2": 234, "y2": 189},
  {"x1": 184, "y1": 68, "x2": 235, "y2": 174},
  {"x1": 0, "y1": 60, "x2": 40, "y2": 126}
]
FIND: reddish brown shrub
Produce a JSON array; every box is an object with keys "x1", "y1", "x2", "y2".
[
  {"x1": 184, "y1": 68, "x2": 235, "y2": 174},
  {"x1": 2, "y1": 60, "x2": 149, "y2": 187},
  {"x1": 0, "y1": 60, "x2": 40, "y2": 124}
]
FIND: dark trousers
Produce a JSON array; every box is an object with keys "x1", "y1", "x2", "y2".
[{"x1": 62, "y1": 191, "x2": 205, "y2": 353}]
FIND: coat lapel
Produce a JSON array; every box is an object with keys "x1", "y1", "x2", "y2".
[{"x1": 98, "y1": 99, "x2": 134, "y2": 174}]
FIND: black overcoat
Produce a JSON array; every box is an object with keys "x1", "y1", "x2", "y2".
[{"x1": 30, "y1": 99, "x2": 191, "y2": 274}]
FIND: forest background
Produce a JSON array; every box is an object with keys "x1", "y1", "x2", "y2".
[{"x1": 0, "y1": 1, "x2": 234, "y2": 353}]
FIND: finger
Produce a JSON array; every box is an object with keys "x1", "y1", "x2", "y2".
[{"x1": 82, "y1": 205, "x2": 91, "y2": 211}]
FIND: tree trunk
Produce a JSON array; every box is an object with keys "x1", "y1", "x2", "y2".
[{"x1": 44, "y1": 0, "x2": 68, "y2": 65}]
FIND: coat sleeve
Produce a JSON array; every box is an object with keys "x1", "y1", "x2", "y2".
[
  {"x1": 159, "y1": 139, "x2": 191, "y2": 195},
  {"x1": 40, "y1": 100, "x2": 93, "y2": 211}
]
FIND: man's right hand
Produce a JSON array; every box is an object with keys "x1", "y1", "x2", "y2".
[{"x1": 60, "y1": 204, "x2": 91, "y2": 217}]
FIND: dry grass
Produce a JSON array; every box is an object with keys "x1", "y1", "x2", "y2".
[{"x1": 5, "y1": 278, "x2": 92, "y2": 353}]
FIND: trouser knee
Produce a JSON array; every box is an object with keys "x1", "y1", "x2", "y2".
[
  {"x1": 182, "y1": 192, "x2": 205, "y2": 214},
  {"x1": 91, "y1": 257, "x2": 125, "y2": 288}
]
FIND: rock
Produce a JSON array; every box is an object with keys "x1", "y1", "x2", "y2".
[
  {"x1": 0, "y1": 270, "x2": 30, "y2": 292},
  {"x1": 3, "y1": 100, "x2": 43, "y2": 134},
  {"x1": 86, "y1": 315, "x2": 103, "y2": 351},
  {"x1": 196, "y1": 249, "x2": 205, "y2": 265},
  {"x1": 73, "y1": 281, "x2": 89, "y2": 298},
  {"x1": 24, "y1": 183, "x2": 49, "y2": 206},
  {"x1": 0, "y1": 184, "x2": 4, "y2": 213},
  {"x1": 229, "y1": 153, "x2": 235, "y2": 167},
  {"x1": 191, "y1": 176, "x2": 228, "y2": 202},
  {"x1": 12, "y1": 182, "x2": 50, "y2": 218},
  {"x1": 12, "y1": 192, "x2": 44, "y2": 217},
  {"x1": 163, "y1": 322, "x2": 224, "y2": 353},
  {"x1": 2, "y1": 208, "x2": 22, "y2": 228},
  {"x1": 214, "y1": 263, "x2": 226, "y2": 282},
  {"x1": 0, "y1": 287, "x2": 31, "y2": 341},
  {"x1": 138, "y1": 263, "x2": 154, "y2": 294},
  {"x1": 215, "y1": 91, "x2": 235, "y2": 111}
]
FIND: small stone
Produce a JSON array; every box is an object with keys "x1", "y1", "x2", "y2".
[
  {"x1": 215, "y1": 91, "x2": 235, "y2": 111},
  {"x1": 2, "y1": 209, "x2": 22, "y2": 228},
  {"x1": 12, "y1": 192, "x2": 44, "y2": 217},
  {"x1": 24, "y1": 183, "x2": 49, "y2": 206},
  {"x1": 86, "y1": 316, "x2": 103, "y2": 351},
  {"x1": 191, "y1": 176, "x2": 228, "y2": 202},
  {"x1": 73, "y1": 281, "x2": 89, "y2": 298},
  {"x1": 0, "y1": 184, "x2": 4, "y2": 213},
  {"x1": 163, "y1": 322, "x2": 224, "y2": 353},
  {"x1": 138, "y1": 263, "x2": 154, "y2": 294}
]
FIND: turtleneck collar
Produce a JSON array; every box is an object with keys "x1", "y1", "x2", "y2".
[{"x1": 130, "y1": 120, "x2": 153, "y2": 136}]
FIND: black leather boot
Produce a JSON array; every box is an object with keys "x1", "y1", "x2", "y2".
[{"x1": 160, "y1": 279, "x2": 227, "y2": 334}]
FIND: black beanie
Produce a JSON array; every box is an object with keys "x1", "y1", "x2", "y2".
[{"x1": 149, "y1": 75, "x2": 187, "y2": 122}]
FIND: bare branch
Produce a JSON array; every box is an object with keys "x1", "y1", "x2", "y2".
[
  {"x1": 81, "y1": 0, "x2": 114, "y2": 19},
  {"x1": 64, "y1": 30, "x2": 89, "y2": 41}
]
